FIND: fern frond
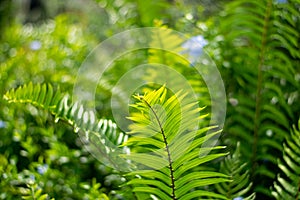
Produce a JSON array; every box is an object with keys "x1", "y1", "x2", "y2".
[
  {"x1": 272, "y1": 119, "x2": 300, "y2": 200},
  {"x1": 123, "y1": 86, "x2": 229, "y2": 199},
  {"x1": 216, "y1": 0, "x2": 300, "y2": 197},
  {"x1": 148, "y1": 27, "x2": 185, "y2": 65},
  {"x1": 216, "y1": 142, "x2": 255, "y2": 200},
  {"x1": 145, "y1": 27, "x2": 211, "y2": 127},
  {"x1": 3, "y1": 82, "x2": 129, "y2": 171}
]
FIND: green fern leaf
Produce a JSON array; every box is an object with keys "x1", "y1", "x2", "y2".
[
  {"x1": 124, "y1": 86, "x2": 229, "y2": 199},
  {"x1": 215, "y1": 142, "x2": 255, "y2": 200},
  {"x1": 145, "y1": 26, "x2": 211, "y2": 113},
  {"x1": 272, "y1": 119, "x2": 300, "y2": 200},
  {"x1": 3, "y1": 82, "x2": 129, "y2": 171},
  {"x1": 216, "y1": 0, "x2": 300, "y2": 197}
]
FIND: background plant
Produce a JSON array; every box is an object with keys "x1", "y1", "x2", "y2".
[{"x1": 206, "y1": 0, "x2": 300, "y2": 198}]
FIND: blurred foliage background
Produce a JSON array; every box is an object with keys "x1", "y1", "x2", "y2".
[{"x1": 0, "y1": 0, "x2": 299, "y2": 199}]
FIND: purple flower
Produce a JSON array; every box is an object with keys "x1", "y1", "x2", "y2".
[
  {"x1": 181, "y1": 35, "x2": 208, "y2": 65},
  {"x1": 37, "y1": 164, "x2": 48, "y2": 175},
  {"x1": 30, "y1": 174, "x2": 35, "y2": 181},
  {"x1": 0, "y1": 120, "x2": 6, "y2": 128},
  {"x1": 30, "y1": 40, "x2": 41, "y2": 51},
  {"x1": 233, "y1": 197, "x2": 244, "y2": 200},
  {"x1": 275, "y1": 0, "x2": 287, "y2": 3}
]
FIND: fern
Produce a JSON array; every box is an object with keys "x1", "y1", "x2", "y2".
[
  {"x1": 272, "y1": 119, "x2": 300, "y2": 200},
  {"x1": 215, "y1": 0, "x2": 300, "y2": 197},
  {"x1": 3, "y1": 82, "x2": 129, "y2": 171},
  {"x1": 4, "y1": 83, "x2": 231, "y2": 199},
  {"x1": 216, "y1": 142, "x2": 255, "y2": 200},
  {"x1": 147, "y1": 26, "x2": 211, "y2": 110},
  {"x1": 123, "y1": 86, "x2": 230, "y2": 199}
]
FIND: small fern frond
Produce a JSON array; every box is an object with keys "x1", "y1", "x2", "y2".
[
  {"x1": 272, "y1": 119, "x2": 300, "y2": 200},
  {"x1": 3, "y1": 82, "x2": 129, "y2": 170},
  {"x1": 148, "y1": 26, "x2": 185, "y2": 65},
  {"x1": 216, "y1": 142, "x2": 255, "y2": 200},
  {"x1": 124, "y1": 86, "x2": 229, "y2": 199},
  {"x1": 3, "y1": 82, "x2": 61, "y2": 111}
]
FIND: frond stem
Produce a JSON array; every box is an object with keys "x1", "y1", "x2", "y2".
[
  {"x1": 251, "y1": 0, "x2": 272, "y2": 176},
  {"x1": 142, "y1": 98, "x2": 177, "y2": 200}
]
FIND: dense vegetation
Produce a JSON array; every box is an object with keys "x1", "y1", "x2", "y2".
[{"x1": 0, "y1": 0, "x2": 299, "y2": 199}]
